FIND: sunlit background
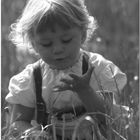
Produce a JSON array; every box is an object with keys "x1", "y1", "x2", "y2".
[{"x1": 1, "y1": 0, "x2": 139, "y2": 139}]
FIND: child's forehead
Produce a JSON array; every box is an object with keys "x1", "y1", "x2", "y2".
[
  {"x1": 35, "y1": 25, "x2": 80, "y2": 37},
  {"x1": 36, "y1": 23, "x2": 71, "y2": 34}
]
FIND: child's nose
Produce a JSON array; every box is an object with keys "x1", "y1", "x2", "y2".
[{"x1": 53, "y1": 44, "x2": 64, "y2": 54}]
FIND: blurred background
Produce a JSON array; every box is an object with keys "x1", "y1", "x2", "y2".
[{"x1": 1, "y1": 0, "x2": 139, "y2": 139}]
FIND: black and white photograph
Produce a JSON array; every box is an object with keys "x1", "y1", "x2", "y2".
[{"x1": 1, "y1": 0, "x2": 139, "y2": 140}]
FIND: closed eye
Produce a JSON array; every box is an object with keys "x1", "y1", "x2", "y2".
[
  {"x1": 62, "y1": 38, "x2": 72, "y2": 44},
  {"x1": 41, "y1": 42, "x2": 53, "y2": 47}
]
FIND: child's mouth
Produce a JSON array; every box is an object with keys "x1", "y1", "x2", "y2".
[{"x1": 56, "y1": 58, "x2": 66, "y2": 61}]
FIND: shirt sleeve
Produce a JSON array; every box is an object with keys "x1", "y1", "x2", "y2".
[
  {"x1": 5, "y1": 64, "x2": 36, "y2": 108},
  {"x1": 99, "y1": 62, "x2": 127, "y2": 92},
  {"x1": 89, "y1": 53, "x2": 127, "y2": 92}
]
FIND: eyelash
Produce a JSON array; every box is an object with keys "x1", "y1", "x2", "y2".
[
  {"x1": 62, "y1": 38, "x2": 72, "y2": 43},
  {"x1": 42, "y1": 42, "x2": 52, "y2": 47}
]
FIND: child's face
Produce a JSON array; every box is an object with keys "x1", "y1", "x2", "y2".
[{"x1": 34, "y1": 25, "x2": 83, "y2": 70}]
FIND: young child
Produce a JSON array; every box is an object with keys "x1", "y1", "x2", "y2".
[{"x1": 5, "y1": 0, "x2": 127, "y2": 139}]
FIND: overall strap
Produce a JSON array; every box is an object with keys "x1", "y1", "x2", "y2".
[
  {"x1": 82, "y1": 51, "x2": 89, "y2": 74},
  {"x1": 33, "y1": 63, "x2": 47, "y2": 126}
]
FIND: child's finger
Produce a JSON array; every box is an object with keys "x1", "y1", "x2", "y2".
[
  {"x1": 53, "y1": 84, "x2": 72, "y2": 92},
  {"x1": 60, "y1": 78, "x2": 73, "y2": 85},
  {"x1": 69, "y1": 73, "x2": 79, "y2": 80}
]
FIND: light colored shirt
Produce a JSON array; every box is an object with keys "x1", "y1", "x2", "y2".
[{"x1": 6, "y1": 49, "x2": 127, "y2": 112}]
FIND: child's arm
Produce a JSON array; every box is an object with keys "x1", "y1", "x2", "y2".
[
  {"x1": 10, "y1": 104, "x2": 35, "y2": 132},
  {"x1": 9, "y1": 104, "x2": 48, "y2": 139},
  {"x1": 75, "y1": 85, "x2": 106, "y2": 113}
]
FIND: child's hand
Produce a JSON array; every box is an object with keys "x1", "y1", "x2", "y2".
[
  {"x1": 53, "y1": 64, "x2": 94, "y2": 94},
  {"x1": 53, "y1": 65, "x2": 106, "y2": 113},
  {"x1": 23, "y1": 130, "x2": 48, "y2": 140}
]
